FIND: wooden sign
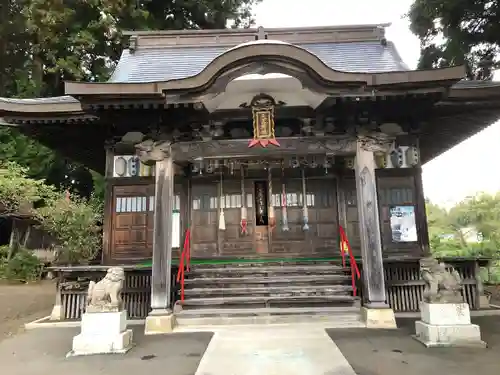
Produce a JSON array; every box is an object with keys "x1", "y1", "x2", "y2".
[{"x1": 248, "y1": 94, "x2": 280, "y2": 148}]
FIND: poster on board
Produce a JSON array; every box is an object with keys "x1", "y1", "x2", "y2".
[{"x1": 389, "y1": 205, "x2": 417, "y2": 243}]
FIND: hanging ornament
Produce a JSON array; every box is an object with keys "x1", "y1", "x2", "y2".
[
  {"x1": 396, "y1": 145, "x2": 410, "y2": 168},
  {"x1": 218, "y1": 171, "x2": 226, "y2": 231},
  {"x1": 240, "y1": 166, "x2": 248, "y2": 235},
  {"x1": 407, "y1": 146, "x2": 420, "y2": 166},
  {"x1": 301, "y1": 168, "x2": 309, "y2": 231},
  {"x1": 344, "y1": 156, "x2": 355, "y2": 170},
  {"x1": 281, "y1": 162, "x2": 290, "y2": 232},
  {"x1": 255, "y1": 182, "x2": 266, "y2": 225},
  {"x1": 268, "y1": 166, "x2": 276, "y2": 230},
  {"x1": 323, "y1": 155, "x2": 333, "y2": 175},
  {"x1": 385, "y1": 141, "x2": 396, "y2": 169},
  {"x1": 248, "y1": 94, "x2": 280, "y2": 148}
]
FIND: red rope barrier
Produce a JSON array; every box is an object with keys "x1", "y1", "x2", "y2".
[
  {"x1": 176, "y1": 229, "x2": 191, "y2": 302},
  {"x1": 339, "y1": 225, "x2": 361, "y2": 296}
]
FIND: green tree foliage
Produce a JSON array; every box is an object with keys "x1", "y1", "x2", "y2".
[
  {"x1": 0, "y1": 0, "x2": 260, "y2": 194},
  {"x1": 408, "y1": 0, "x2": 500, "y2": 79},
  {"x1": 426, "y1": 193, "x2": 500, "y2": 283},
  {"x1": 0, "y1": 162, "x2": 56, "y2": 215},
  {"x1": 0, "y1": 162, "x2": 103, "y2": 270},
  {"x1": 20, "y1": 0, "x2": 261, "y2": 96}
]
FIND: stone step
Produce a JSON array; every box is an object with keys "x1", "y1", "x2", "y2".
[
  {"x1": 175, "y1": 314, "x2": 365, "y2": 328},
  {"x1": 176, "y1": 305, "x2": 360, "y2": 317},
  {"x1": 174, "y1": 306, "x2": 363, "y2": 327},
  {"x1": 188, "y1": 264, "x2": 349, "y2": 276},
  {"x1": 190, "y1": 260, "x2": 351, "y2": 269},
  {"x1": 179, "y1": 294, "x2": 357, "y2": 308},
  {"x1": 183, "y1": 274, "x2": 351, "y2": 286},
  {"x1": 183, "y1": 284, "x2": 353, "y2": 298}
]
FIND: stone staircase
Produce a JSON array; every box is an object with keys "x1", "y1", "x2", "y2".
[{"x1": 173, "y1": 261, "x2": 363, "y2": 327}]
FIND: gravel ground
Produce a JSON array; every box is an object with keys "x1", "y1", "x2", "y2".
[{"x1": 0, "y1": 280, "x2": 56, "y2": 341}]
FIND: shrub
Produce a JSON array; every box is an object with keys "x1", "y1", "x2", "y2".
[
  {"x1": 0, "y1": 247, "x2": 43, "y2": 282},
  {"x1": 36, "y1": 193, "x2": 102, "y2": 265}
]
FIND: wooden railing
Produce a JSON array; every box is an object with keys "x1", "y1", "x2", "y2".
[
  {"x1": 339, "y1": 225, "x2": 361, "y2": 296},
  {"x1": 175, "y1": 228, "x2": 191, "y2": 302}
]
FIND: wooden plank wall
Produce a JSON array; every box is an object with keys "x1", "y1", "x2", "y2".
[
  {"x1": 104, "y1": 180, "x2": 182, "y2": 264},
  {"x1": 340, "y1": 169, "x2": 422, "y2": 258},
  {"x1": 103, "y1": 168, "x2": 424, "y2": 263}
]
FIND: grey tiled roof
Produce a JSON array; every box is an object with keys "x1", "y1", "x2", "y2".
[{"x1": 109, "y1": 41, "x2": 409, "y2": 83}]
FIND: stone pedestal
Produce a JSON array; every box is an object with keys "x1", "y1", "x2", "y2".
[
  {"x1": 478, "y1": 294, "x2": 491, "y2": 309},
  {"x1": 50, "y1": 304, "x2": 63, "y2": 321},
  {"x1": 413, "y1": 302, "x2": 486, "y2": 348},
  {"x1": 361, "y1": 306, "x2": 397, "y2": 329},
  {"x1": 144, "y1": 310, "x2": 175, "y2": 335},
  {"x1": 68, "y1": 310, "x2": 133, "y2": 357}
]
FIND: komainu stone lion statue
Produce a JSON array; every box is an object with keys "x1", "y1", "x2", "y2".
[
  {"x1": 420, "y1": 257, "x2": 463, "y2": 304},
  {"x1": 86, "y1": 267, "x2": 125, "y2": 313}
]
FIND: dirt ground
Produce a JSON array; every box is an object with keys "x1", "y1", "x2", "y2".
[
  {"x1": 485, "y1": 284, "x2": 500, "y2": 305},
  {"x1": 0, "y1": 281, "x2": 55, "y2": 341}
]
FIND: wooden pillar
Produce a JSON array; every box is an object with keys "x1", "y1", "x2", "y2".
[
  {"x1": 137, "y1": 141, "x2": 176, "y2": 334},
  {"x1": 102, "y1": 146, "x2": 115, "y2": 264},
  {"x1": 414, "y1": 167, "x2": 430, "y2": 256},
  {"x1": 355, "y1": 136, "x2": 396, "y2": 328}
]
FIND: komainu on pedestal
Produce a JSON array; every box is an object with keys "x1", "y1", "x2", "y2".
[
  {"x1": 86, "y1": 266, "x2": 125, "y2": 313},
  {"x1": 413, "y1": 257, "x2": 486, "y2": 348},
  {"x1": 420, "y1": 257, "x2": 463, "y2": 304},
  {"x1": 68, "y1": 267, "x2": 134, "y2": 357}
]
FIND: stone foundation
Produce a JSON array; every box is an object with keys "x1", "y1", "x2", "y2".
[
  {"x1": 50, "y1": 304, "x2": 64, "y2": 321},
  {"x1": 144, "y1": 311, "x2": 175, "y2": 335},
  {"x1": 361, "y1": 306, "x2": 397, "y2": 329},
  {"x1": 68, "y1": 310, "x2": 133, "y2": 356},
  {"x1": 413, "y1": 302, "x2": 486, "y2": 348}
]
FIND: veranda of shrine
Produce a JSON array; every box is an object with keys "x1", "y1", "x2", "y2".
[{"x1": 1, "y1": 24, "x2": 499, "y2": 332}]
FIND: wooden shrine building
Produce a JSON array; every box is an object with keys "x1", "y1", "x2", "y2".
[{"x1": 1, "y1": 24, "x2": 499, "y2": 331}]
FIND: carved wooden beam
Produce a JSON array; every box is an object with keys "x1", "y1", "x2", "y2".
[{"x1": 171, "y1": 136, "x2": 357, "y2": 161}]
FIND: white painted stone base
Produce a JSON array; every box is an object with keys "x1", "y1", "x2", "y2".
[
  {"x1": 413, "y1": 302, "x2": 486, "y2": 348},
  {"x1": 478, "y1": 295, "x2": 491, "y2": 309},
  {"x1": 145, "y1": 312, "x2": 175, "y2": 335},
  {"x1": 413, "y1": 321, "x2": 486, "y2": 348},
  {"x1": 67, "y1": 310, "x2": 134, "y2": 357},
  {"x1": 361, "y1": 307, "x2": 397, "y2": 329},
  {"x1": 420, "y1": 302, "x2": 471, "y2": 325},
  {"x1": 50, "y1": 304, "x2": 63, "y2": 321}
]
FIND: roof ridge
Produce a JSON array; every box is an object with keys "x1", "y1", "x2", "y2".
[
  {"x1": 126, "y1": 24, "x2": 388, "y2": 50},
  {"x1": 123, "y1": 24, "x2": 391, "y2": 37}
]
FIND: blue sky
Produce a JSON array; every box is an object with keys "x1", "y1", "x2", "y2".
[{"x1": 254, "y1": 0, "x2": 500, "y2": 207}]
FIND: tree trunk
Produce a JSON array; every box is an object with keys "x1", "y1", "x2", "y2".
[{"x1": 8, "y1": 218, "x2": 19, "y2": 260}]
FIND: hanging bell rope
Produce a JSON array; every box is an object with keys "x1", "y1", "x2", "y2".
[
  {"x1": 240, "y1": 165, "x2": 248, "y2": 235},
  {"x1": 267, "y1": 166, "x2": 276, "y2": 230},
  {"x1": 281, "y1": 161, "x2": 290, "y2": 232},
  {"x1": 301, "y1": 167, "x2": 309, "y2": 231},
  {"x1": 218, "y1": 170, "x2": 226, "y2": 231}
]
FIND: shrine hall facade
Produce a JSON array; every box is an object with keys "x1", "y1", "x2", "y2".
[{"x1": 0, "y1": 24, "x2": 498, "y2": 331}]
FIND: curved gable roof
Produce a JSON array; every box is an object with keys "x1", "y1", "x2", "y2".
[{"x1": 109, "y1": 40, "x2": 409, "y2": 83}]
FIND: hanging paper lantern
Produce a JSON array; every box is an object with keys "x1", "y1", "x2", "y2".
[
  {"x1": 407, "y1": 146, "x2": 420, "y2": 166},
  {"x1": 128, "y1": 156, "x2": 140, "y2": 176},
  {"x1": 114, "y1": 156, "x2": 127, "y2": 177}
]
